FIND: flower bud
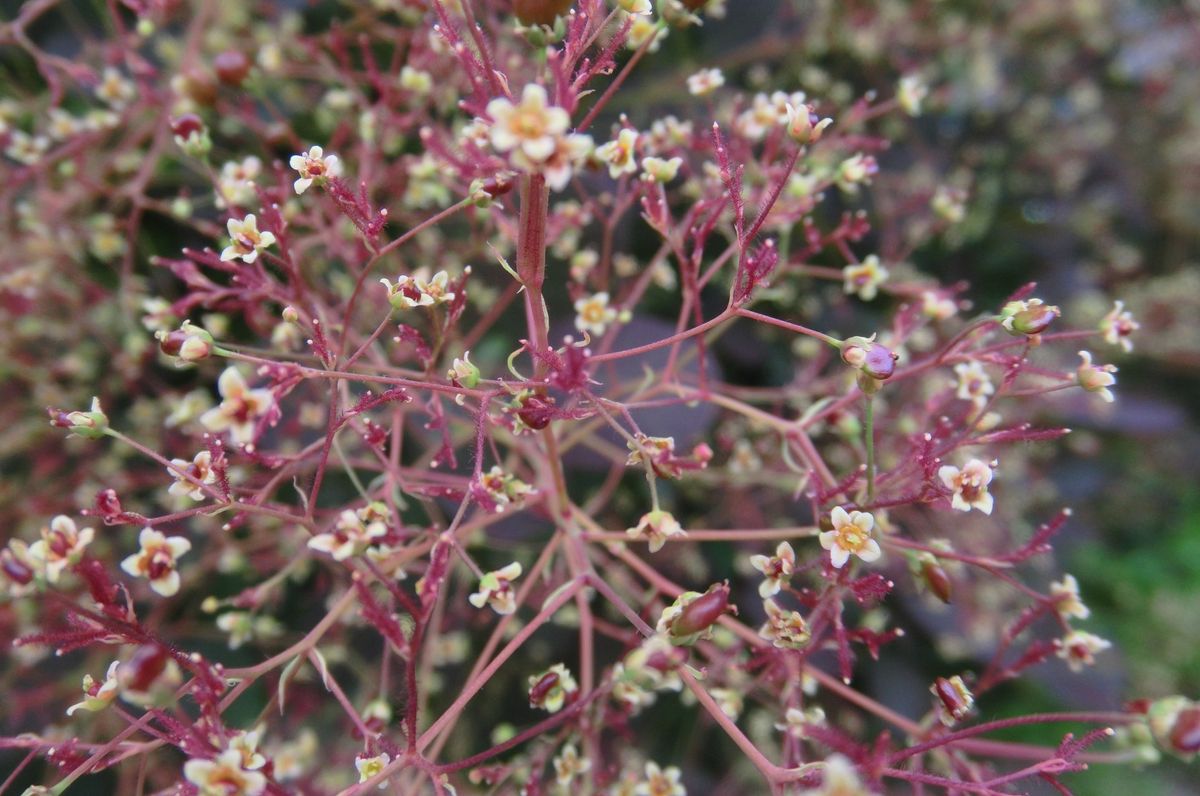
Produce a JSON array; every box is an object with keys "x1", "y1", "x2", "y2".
[
  {"x1": 513, "y1": 0, "x2": 572, "y2": 25},
  {"x1": 785, "y1": 103, "x2": 833, "y2": 145},
  {"x1": 119, "y1": 644, "x2": 170, "y2": 694},
  {"x1": 157, "y1": 321, "x2": 213, "y2": 363},
  {"x1": 213, "y1": 50, "x2": 251, "y2": 86},
  {"x1": 49, "y1": 397, "x2": 109, "y2": 439},
  {"x1": 911, "y1": 552, "x2": 952, "y2": 603},
  {"x1": 999, "y1": 299, "x2": 1060, "y2": 337},
  {"x1": 665, "y1": 582, "x2": 733, "y2": 645},
  {"x1": 171, "y1": 113, "x2": 211, "y2": 158},
  {"x1": 282, "y1": 306, "x2": 300, "y2": 324},
  {"x1": 1148, "y1": 697, "x2": 1200, "y2": 760},
  {"x1": 447, "y1": 352, "x2": 481, "y2": 389}
]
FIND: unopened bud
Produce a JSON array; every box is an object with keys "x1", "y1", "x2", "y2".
[
  {"x1": 49, "y1": 397, "x2": 109, "y2": 439},
  {"x1": 666, "y1": 582, "x2": 734, "y2": 645},
  {"x1": 1148, "y1": 697, "x2": 1200, "y2": 760},
  {"x1": 999, "y1": 299, "x2": 1060, "y2": 337}
]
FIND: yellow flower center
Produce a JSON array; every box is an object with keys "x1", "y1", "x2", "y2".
[{"x1": 835, "y1": 524, "x2": 866, "y2": 552}]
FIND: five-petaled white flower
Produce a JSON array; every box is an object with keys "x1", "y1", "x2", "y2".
[
  {"x1": 380, "y1": 268, "x2": 457, "y2": 309},
  {"x1": 469, "y1": 562, "x2": 523, "y2": 615},
  {"x1": 1057, "y1": 629, "x2": 1112, "y2": 672},
  {"x1": 121, "y1": 527, "x2": 192, "y2": 597},
  {"x1": 542, "y1": 132, "x2": 595, "y2": 191},
  {"x1": 167, "y1": 450, "x2": 218, "y2": 501},
  {"x1": 802, "y1": 754, "x2": 868, "y2": 795},
  {"x1": 28, "y1": 515, "x2": 94, "y2": 583},
  {"x1": 641, "y1": 155, "x2": 683, "y2": 183},
  {"x1": 937, "y1": 458, "x2": 995, "y2": 514},
  {"x1": 183, "y1": 749, "x2": 267, "y2": 796},
  {"x1": 953, "y1": 361, "x2": 994, "y2": 409},
  {"x1": 486, "y1": 84, "x2": 570, "y2": 166},
  {"x1": 1100, "y1": 300, "x2": 1139, "y2": 353},
  {"x1": 1050, "y1": 574, "x2": 1090, "y2": 620},
  {"x1": 221, "y1": 214, "x2": 276, "y2": 263},
  {"x1": 635, "y1": 761, "x2": 686, "y2": 796},
  {"x1": 595, "y1": 128, "x2": 640, "y2": 179},
  {"x1": 574, "y1": 291, "x2": 618, "y2": 335},
  {"x1": 355, "y1": 752, "x2": 391, "y2": 789},
  {"x1": 199, "y1": 367, "x2": 275, "y2": 445},
  {"x1": 307, "y1": 506, "x2": 388, "y2": 561},
  {"x1": 95, "y1": 67, "x2": 136, "y2": 109},
  {"x1": 687, "y1": 68, "x2": 724, "y2": 97},
  {"x1": 553, "y1": 743, "x2": 592, "y2": 787},
  {"x1": 215, "y1": 156, "x2": 261, "y2": 209},
  {"x1": 1077, "y1": 350, "x2": 1117, "y2": 402},
  {"x1": 819, "y1": 507, "x2": 881, "y2": 569},
  {"x1": 627, "y1": 510, "x2": 687, "y2": 554},
  {"x1": 66, "y1": 661, "x2": 120, "y2": 716},
  {"x1": 749, "y1": 541, "x2": 795, "y2": 598},
  {"x1": 289, "y1": 145, "x2": 342, "y2": 194},
  {"x1": 842, "y1": 255, "x2": 889, "y2": 301}
]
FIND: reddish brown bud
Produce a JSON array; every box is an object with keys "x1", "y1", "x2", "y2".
[
  {"x1": 528, "y1": 671, "x2": 559, "y2": 707},
  {"x1": 177, "y1": 68, "x2": 218, "y2": 106},
  {"x1": 482, "y1": 176, "x2": 514, "y2": 198},
  {"x1": 513, "y1": 0, "x2": 573, "y2": 25},
  {"x1": 157, "y1": 329, "x2": 188, "y2": 356},
  {"x1": 931, "y1": 675, "x2": 974, "y2": 725},
  {"x1": 1, "y1": 549, "x2": 33, "y2": 586},
  {"x1": 671, "y1": 583, "x2": 732, "y2": 638},
  {"x1": 213, "y1": 50, "x2": 251, "y2": 86},
  {"x1": 862, "y1": 344, "x2": 898, "y2": 380},
  {"x1": 922, "y1": 560, "x2": 953, "y2": 604},
  {"x1": 170, "y1": 113, "x2": 205, "y2": 140},
  {"x1": 120, "y1": 644, "x2": 170, "y2": 693}
]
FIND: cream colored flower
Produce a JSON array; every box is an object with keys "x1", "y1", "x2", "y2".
[
  {"x1": 937, "y1": 459, "x2": 995, "y2": 514},
  {"x1": 66, "y1": 661, "x2": 120, "y2": 715},
  {"x1": 380, "y1": 268, "x2": 457, "y2": 309},
  {"x1": 1077, "y1": 350, "x2": 1117, "y2": 403},
  {"x1": 749, "y1": 541, "x2": 795, "y2": 598},
  {"x1": 228, "y1": 728, "x2": 267, "y2": 771},
  {"x1": 289, "y1": 145, "x2": 341, "y2": 194},
  {"x1": 221, "y1": 214, "x2": 276, "y2": 263},
  {"x1": 627, "y1": 510, "x2": 686, "y2": 554},
  {"x1": 1100, "y1": 300, "x2": 1139, "y2": 353},
  {"x1": 215, "y1": 156, "x2": 261, "y2": 209},
  {"x1": 574, "y1": 291, "x2": 618, "y2": 335},
  {"x1": 619, "y1": 0, "x2": 652, "y2": 13},
  {"x1": 842, "y1": 255, "x2": 889, "y2": 301},
  {"x1": 898, "y1": 74, "x2": 928, "y2": 116},
  {"x1": 355, "y1": 752, "x2": 391, "y2": 789},
  {"x1": 486, "y1": 84, "x2": 570, "y2": 165},
  {"x1": 802, "y1": 754, "x2": 868, "y2": 795},
  {"x1": 121, "y1": 527, "x2": 192, "y2": 597},
  {"x1": 95, "y1": 67, "x2": 136, "y2": 109},
  {"x1": 1057, "y1": 630, "x2": 1111, "y2": 672},
  {"x1": 1050, "y1": 574, "x2": 1090, "y2": 620},
  {"x1": 199, "y1": 367, "x2": 274, "y2": 445},
  {"x1": 686, "y1": 68, "x2": 724, "y2": 97},
  {"x1": 759, "y1": 598, "x2": 811, "y2": 649},
  {"x1": 635, "y1": 761, "x2": 685, "y2": 796},
  {"x1": 543, "y1": 133, "x2": 594, "y2": 191},
  {"x1": 167, "y1": 450, "x2": 217, "y2": 501},
  {"x1": 819, "y1": 507, "x2": 881, "y2": 569},
  {"x1": 641, "y1": 155, "x2": 683, "y2": 183},
  {"x1": 469, "y1": 562, "x2": 523, "y2": 615},
  {"x1": 626, "y1": 14, "x2": 667, "y2": 51},
  {"x1": 836, "y1": 153, "x2": 877, "y2": 193},
  {"x1": 28, "y1": 515, "x2": 94, "y2": 583},
  {"x1": 784, "y1": 102, "x2": 833, "y2": 145},
  {"x1": 183, "y1": 749, "x2": 267, "y2": 796},
  {"x1": 553, "y1": 743, "x2": 592, "y2": 787},
  {"x1": 596, "y1": 128, "x2": 640, "y2": 179},
  {"x1": 528, "y1": 663, "x2": 578, "y2": 713},
  {"x1": 953, "y1": 361, "x2": 994, "y2": 408},
  {"x1": 5, "y1": 131, "x2": 49, "y2": 165},
  {"x1": 307, "y1": 506, "x2": 389, "y2": 561},
  {"x1": 921, "y1": 291, "x2": 958, "y2": 321}
]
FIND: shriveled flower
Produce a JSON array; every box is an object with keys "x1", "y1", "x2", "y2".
[
  {"x1": 931, "y1": 185, "x2": 968, "y2": 223},
  {"x1": 626, "y1": 433, "x2": 712, "y2": 479},
  {"x1": 574, "y1": 291, "x2": 618, "y2": 335},
  {"x1": 897, "y1": 74, "x2": 928, "y2": 116},
  {"x1": 199, "y1": 367, "x2": 275, "y2": 445},
  {"x1": 167, "y1": 450, "x2": 218, "y2": 501},
  {"x1": 380, "y1": 268, "x2": 456, "y2": 309},
  {"x1": 835, "y1": 153, "x2": 878, "y2": 193},
  {"x1": 686, "y1": 67, "x2": 724, "y2": 97},
  {"x1": 486, "y1": 84, "x2": 570, "y2": 165},
  {"x1": 308, "y1": 505, "x2": 389, "y2": 561},
  {"x1": 1, "y1": 540, "x2": 37, "y2": 598},
  {"x1": 472, "y1": 465, "x2": 536, "y2": 513},
  {"x1": 528, "y1": 663, "x2": 579, "y2": 713},
  {"x1": 749, "y1": 541, "x2": 795, "y2": 598},
  {"x1": 447, "y1": 351, "x2": 481, "y2": 389},
  {"x1": 120, "y1": 527, "x2": 192, "y2": 597},
  {"x1": 469, "y1": 562, "x2": 523, "y2": 615},
  {"x1": 937, "y1": 458, "x2": 995, "y2": 514},
  {"x1": 355, "y1": 752, "x2": 391, "y2": 789},
  {"x1": 802, "y1": 754, "x2": 868, "y2": 795},
  {"x1": 51, "y1": 396, "x2": 109, "y2": 439},
  {"x1": 221, "y1": 214, "x2": 276, "y2": 264},
  {"x1": 28, "y1": 515, "x2": 94, "y2": 583},
  {"x1": 1057, "y1": 630, "x2": 1112, "y2": 672},
  {"x1": 553, "y1": 743, "x2": 592, "y2": 787},
  {"x1": 1077, "y1": 350, "x2": 1117, "y2": 402},
  {"x1": 183, "y1": 749, "x2": 267, "y2": 796},
  {"x1": 596, "y1": 128, "x2": 640, "y2": 179},
  {"x1": 1100, "y1": 300, "x2": 1139, "y2": 353},
  {"x1": 66, "y1": 661, "x2": 120, "y2": 716},
  {"x1": 842, "y1": 255, "x2": 889, "y2": 301},
  {"x1": 819, "y1": 507, "x2": 881, "y2": 569},
  {"x1": 627, "y1": 510, "x2": 687, "y2": 554},
  {"x1": 759, "y1": 598, "x2": 811, "y2": 649},
  {"x1": 289, "y1": 145, "x2": 342, "y2": 194},
  {"x1": 641, "y1": 155, "x2": 683, "y2": 183},
  {"x1": 1050, "y1": 573, "x2": 1090, "y2": 620},
  {"x1": 635, "y1": 761, "x2": 686, "y2": 796},
  {"x1": 953, "y1": 361, "x2": 994, "y2": 409}
]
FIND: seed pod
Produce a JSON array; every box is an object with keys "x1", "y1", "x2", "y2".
[
  {"x1": 513, "y1": 0, "x2": 573, "y2": 25},
  {"x1": 528, "y1": 670, "x2": 559, "y2": 707},
  {"x1": 170, "y1": 114, "x2": 205, "y2": 140},
  {"x1": 921, "y1": 558, "x2": 953, "y2": 604},
  {"x1": 670, "y1": 582, "x2": 732, "y2": 639},
  {"x1": 213, "y1": 50, "x2": 251, "y2": 86},
  {"x1": 931, "y1": 675, "x2": 974, "y2": 725}
]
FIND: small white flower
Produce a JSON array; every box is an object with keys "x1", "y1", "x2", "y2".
[
  {"x1": 802, "y1": 754, "x2": 868, "y2": 795},
  {"x1": 759, "y1": 598, "x2": 811, "y2": 649},
  {"x1": 596, "y1": 128, "x2": 640, "y2": 179},
  {"x1": 5, "y1": 131, "x2": 49, "y2": 165},
  {"x1": 228, "y1": 728, "x2": 267, "y2": 771},
  {"x1": 215, "y1": 156, "x2": 261, "y2": 209},
  {"x1": 199, "y1": 367, "x2": 275, "y2": 445},
  {"x1": 749, "y1": 541, "x2": 795, "y2": 598},
  {"x1": 95, "y1": 67, "x2": 136, "y2": 109},
  {"x1": 1057, "y1": 630, "x2": 1112, "y2": 672},
  {"x1": 380, "y1": 269, "x2": 457, "y2": 309},
  {"x1": 627, "y1": 510, "x2": 687, "y2": 554},
  {"x1": 784, "y1": 102, "x2": 833, "y2": 145},
  {"x1": 167, "y1": 450, "x2": 218, "y2": 501},
  {"x1": 355, "y1": 752, "x2": 391, "y2": 789},
  {"x1": 842, "y1": 255, "x2": 889, "y2": 301},
  {"x1": 921, "y1": 291, "x2": 958, "y2": 321},
  {"x1": 687, "y1": 68, "x2": 724, "y2": 97},
  {"x1": 626, "y1": 14, "x2": 668, "y2": 51},
  {"x1": 288, "y1": 145, "x2": 341, "y2": 194},
  {"x1": 66, "y1": 661, "x2": 120, "y2": 716},
  {"x1": 937, "y1": 459, "x2": 995, "y2": 514},
  {"x1": 819, "y1": 507, "x2": 881, "y2": 569},
  {"x1": 183, "y1": 749, "x2": 267, "y2": 796},
  {"x1": 953, "y1": 361, "x2": 994, "y2": 409},
  {"x1": 619, "y1": 0, "x2": 652, "y2": 13},
  {"x1": 574, "y1": 291, "x2": 618, "y2": 335},
  {"x1": 897, "y1": 74, "x2": 928, "y2": 116},
  {"x1": 28, "y1": 515, "x2": 94, "y2": 583},
  {"x1": 1050, "y1": 574, "x2": 1090, "y2": 620},
  {"x1": 221, "y1": 214, "x2": 276, "y2": 263},
  {"x1": 469, "y1": 562, "x2": 523, "y2": 615},
  {"x1": 1100, "y1": 300, "x2": 1139, "y2": 353},
  {"x1": 553, "y1": 743, "x2": 592, "y2": 787},
  {"x1": 1077, "y1": 350, "x2": 1118, "y2": 403},
  {"x1": 120, "y1": 527, "x2": 192, "y2": 597},
  {"x1": 836, "y1": 152, "x2": 878, "y2": 194},
  {"x1": 641, "y1": 155, "x2": 683, "y2": 183},
  {"x1": 307, "y1": 506, "x2": 389, "y2": 561},
  {"x1": 486, "y1": 84, "x2": 570, "y2": 165}
]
